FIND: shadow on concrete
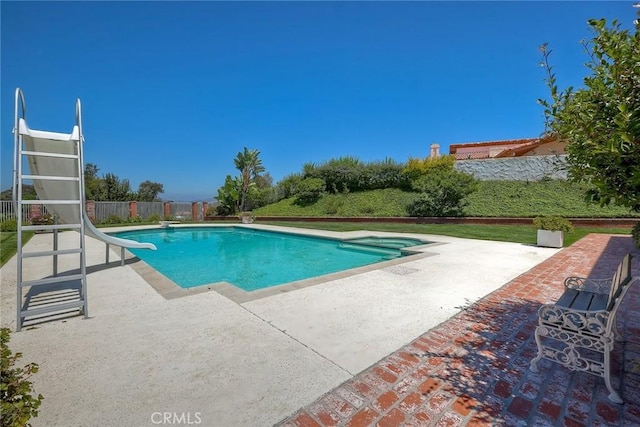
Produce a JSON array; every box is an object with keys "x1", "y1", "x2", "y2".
[{"x1": 19, "y1": 257, "x2": 141, "y2": 328}]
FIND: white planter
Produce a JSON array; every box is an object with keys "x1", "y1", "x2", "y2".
[{"x1": 537, "y1": 230, "x2": 564, "y2": 248}]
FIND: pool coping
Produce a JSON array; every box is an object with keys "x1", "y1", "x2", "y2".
[{"x1": 118, "y1": 225, "x2": 443, "y2": 303}]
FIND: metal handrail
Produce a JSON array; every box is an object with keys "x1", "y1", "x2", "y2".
[{"x1": 13, "y1": 88, "x2": 26, "y2": 213}]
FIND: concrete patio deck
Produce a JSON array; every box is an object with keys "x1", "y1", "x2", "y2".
[
  {"x1": 1, "y1": 226, "x2": 637, "y2": 426},
  {"x1": 280, "y1": 233, "x2": 640, "y2": 426}
]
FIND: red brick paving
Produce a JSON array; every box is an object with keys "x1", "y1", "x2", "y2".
[{"x1": 279, "y1": 234, "x2": 640, "y2": 426}]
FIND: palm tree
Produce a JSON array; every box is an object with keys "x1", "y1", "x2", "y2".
[{"x1": 233, "y1": 147, "x2": 265, "y2": 212}]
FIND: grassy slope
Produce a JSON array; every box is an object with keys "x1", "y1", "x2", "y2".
[
  {"x1": 465, "y1": 180, "x2": 638, "y2": 217},
  {"x1": 256, "y1": 181, "x2": 639, "y2": 218}
]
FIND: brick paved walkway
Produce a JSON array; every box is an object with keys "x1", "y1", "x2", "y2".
[{"x1": 279, "y1": 234, "x2": 640, "y2": 426}]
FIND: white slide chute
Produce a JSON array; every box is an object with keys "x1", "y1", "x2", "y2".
[{"x1": 14, "y1": 89, "x2": 156, "y2": 250}]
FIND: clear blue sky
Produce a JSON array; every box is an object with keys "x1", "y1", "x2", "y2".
[{"x1": 1, "y1": 1, "x2": 635, "y2": 201}]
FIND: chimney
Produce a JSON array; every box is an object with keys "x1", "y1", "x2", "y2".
[{"x1": 430, "y1": 143, "x2": 440, "y2": 159}]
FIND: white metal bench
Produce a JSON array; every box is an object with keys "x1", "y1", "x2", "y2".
[{"x1": 529, "y1": 253, "x2": 634, "y2": 404}]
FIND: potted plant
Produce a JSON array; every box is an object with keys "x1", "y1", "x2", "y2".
[
  {"x1": 238, "y1": 212, "x2": 255, "y2": 224},
  {"x1": 533, "y1": 216, "x2": 574, "y2": 248},
  {"x1": 30, "y1": 213, "x2": 54, "y2": 233}
]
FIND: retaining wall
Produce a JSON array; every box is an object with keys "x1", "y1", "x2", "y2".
[{"x1": 454, "y1": 155, "x2": 568, "y2": 181}]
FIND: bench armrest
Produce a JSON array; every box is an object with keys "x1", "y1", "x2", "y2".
[
  {"x1": 538, "y1": 303, "x2": 611, "y2": 336},
  {"x1": 563, "y1": 276, "x2": 611, "y2": 294}
]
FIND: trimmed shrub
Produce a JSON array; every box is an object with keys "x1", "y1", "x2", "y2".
[
  {"x1": 102, "y1": 215, "x2": 124, "y2": 225},
  {"x1": 295, "y1": 178, "x2": 326, "y2": 205},
  {"x1": 305, "y1": 157, "x2": 406, "y2": 193},
  {"x1": 403, "y1": 155, "x2": 456, "y2": 182},
  {"x1": 275, "y1": 173, "x2": 304, "y2": 200},
  {"x1": 146, "y1": 213, "x2": 163, "y2": 222},
  {"x1": 533, "y1": 216, "x2": 574, "y2": 233},
  {"x1": 1, "y1": 328, "x2": 43, "y2": 427},
  {"x1": 408, "y1": 169, "x2": 478, "y2": 217}
]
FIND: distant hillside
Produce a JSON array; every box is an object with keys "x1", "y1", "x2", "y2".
[{"x1": 255, "y1": 180, "x2": 640, "y2": 218}]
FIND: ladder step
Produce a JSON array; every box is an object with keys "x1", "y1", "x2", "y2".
[
  {"x1": 22, "y1": 175, "x2": 80, "y2": 182},
  {"x1": 22, "y1": 224, "x2": 82, "y2": 231},
  {"x1": 21, "y1": 150, "x2": 79, "y2": 159},
  {"x1": 21, "y1": 300, "x2": 84, "y2": 319},
  {"x1": 20, "y1": 200, "x2": 81, "y2": 205},
  {"x1": 22, "y1": 248, "x2": 84, "y2": 258},
  {"x1": 22, "y1": 274, "x2": 84, "y2": 288}
]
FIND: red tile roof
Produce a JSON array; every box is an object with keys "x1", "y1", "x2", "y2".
[{"x1": 449, "y1": 137, "x2": 540, "y2": 153}]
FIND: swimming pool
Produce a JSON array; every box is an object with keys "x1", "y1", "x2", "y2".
[{"x1": 114, "y1": 227, "x2": 412, "y2": 292}]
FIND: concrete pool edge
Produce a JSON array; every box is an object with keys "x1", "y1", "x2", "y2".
[{"x1": 118, "y1": 224, "x2": 443, "y2": 303}]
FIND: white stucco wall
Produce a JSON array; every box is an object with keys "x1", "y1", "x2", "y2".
[{"x1": 453, "y1": 155, "x2": 568, "y2": 181}]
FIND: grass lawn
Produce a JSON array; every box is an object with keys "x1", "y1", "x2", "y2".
[
  {"x1": 260, "y1": 221, "x2": 631, "y2": 247},
  {"x1": 0, "y1": 231, "x2": 34, "y2": 267}
]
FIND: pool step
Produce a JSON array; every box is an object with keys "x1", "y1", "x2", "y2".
[
  {"x1": 338, "y1": 242, "x2": 401, "y2": 257},
  {"x1": 344, "y1": 237, "x2": 425, "y2": 249}
]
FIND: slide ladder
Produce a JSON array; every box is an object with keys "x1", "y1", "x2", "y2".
[
  {"x1": 12, "y1": 88, "x2": 156, "y2": 331},
  {"x1": 13, "y1": 88, "x2": 88, "y2": 331}
]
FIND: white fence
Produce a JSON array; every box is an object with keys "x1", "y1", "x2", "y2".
[
  {"x1": 0, "y1": 200, "x2": 51, "y2": 223},
  {"x1": 0, "y1": 200, "x2": 205, "y2": 223}
]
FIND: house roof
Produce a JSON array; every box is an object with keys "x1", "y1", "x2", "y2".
[
  {"x1": 449, "y1": 137, "x2": 540, "y2": 153},
  {"x1": 449, "y1": 136, "x2": 558, "y2": 159}
]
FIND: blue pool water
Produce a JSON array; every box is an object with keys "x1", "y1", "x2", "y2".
[{"x1": 114, "y1": 227, "x2": 405, "y2": 291}]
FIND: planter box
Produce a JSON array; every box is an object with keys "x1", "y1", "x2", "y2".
[
  {"x1": 240, "y1": 214, "x2": 254, "y2": 224},
  {"x1": 537, "y1": 230, "x2": 564, "y2": 248}
]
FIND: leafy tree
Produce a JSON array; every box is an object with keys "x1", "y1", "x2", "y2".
[
  {"x1": 84, "y1": 163, "x2": 102, "y2": 200},
  {"x1": 1, "y1": 328, "x2": 43, "y2": 427},
  {"x1": 539, "y1": 13, "x2": 640, "y2": 211},
  {"x1": 246, "y1": 173, "x2": 276, "y2": 210},
  {"x1": 102, "y1": 173, "x2": 133, "y2": 201},
  {"x1": 275, "y1": 173, "x2": 304, "y2": 200},
  {"x1": 0, "y1": 185, "x2": 36, "y2": 201},
  {"x1": 253, "y1": 172, "x2": 273, "y2": 190},
  {"x1": 215, "y1": 175, "x2": 241, "y2": 215},
  {"x1": 137, "y1": 180, "x2": 164, "y2": 202},
  {"x1": 84, "y1": 164, "x2": 163, "y2": 202},
  {"x1": 84, "y1": 163, "x2": 99, "y2": 180},
  {"x1": 233, "y1": 147, "x2": 265, "y2": 212}
]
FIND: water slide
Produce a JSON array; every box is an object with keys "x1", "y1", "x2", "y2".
[{"x1": 15, "y1": 91, "x2": 156, "y2": 251}]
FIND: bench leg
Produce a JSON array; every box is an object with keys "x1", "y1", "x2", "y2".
[
  {"x1": 529, "y1": 326, "x2": 544, "y2": 373},
  {"x1": 603, "y1": 345, "x2": 623, "y2": 404}
]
